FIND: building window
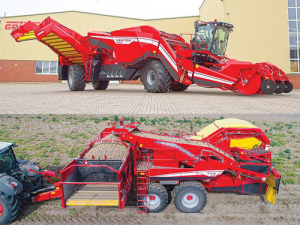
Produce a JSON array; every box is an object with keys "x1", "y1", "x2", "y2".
[
  {"x1": 288, "y1": 0, "x2": 300, "y2": 72},
  {"x1": 35, "y1": 61, "x2": 58, "y2": 75}
]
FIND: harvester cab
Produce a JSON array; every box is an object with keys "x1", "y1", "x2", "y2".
[{"x1": 193, "y1": 20, "x2": 233, "y2": 56}]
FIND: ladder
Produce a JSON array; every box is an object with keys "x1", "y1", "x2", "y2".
[
  {"x1": 136, "y1": 170, "x2": 149, "y2": 213},
  {"x1": 84, "y1": 55, "x2": 93, "y2": 81}
]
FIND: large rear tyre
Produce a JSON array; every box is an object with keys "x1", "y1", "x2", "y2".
[
  {"x1": 141, "y1": 60, "x2": 171, "y2": 93},
  {"x1": 67, "y1": 64, "x2": 86, "y2": 91},
  {"x1": 169, "y1": 83, "x2": 189, "y2": 91},
  {"x1": 173, "y1": 181, "x2": 207, "y2": 213},
  {"x1": 284, "y1": 81, "x2": 293, "y2": 93},
  {"x1": 93, "y1": 81, "x2": 109, "y2": 90},
  {"x1": 0, "y1": 192, "x2": 20, "y2": 225},
  {"x1": 138, "y1": 183, "x2": 168, "y2": 213},
  {"x1": 260, "y1": 79, "x2": 277, "y2": 94}
]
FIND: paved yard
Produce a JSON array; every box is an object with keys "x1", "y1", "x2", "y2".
[{"x1": 0, "y1": 83, "x2": 299, "y2": 115}]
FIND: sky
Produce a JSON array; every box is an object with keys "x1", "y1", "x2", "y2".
[{"x1": 0, "y1": 0, "x2": 203, "y2": 19}]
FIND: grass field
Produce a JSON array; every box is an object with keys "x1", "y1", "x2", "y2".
[{"x1": 1, "y1": 114, "x2": 299, "y2": 184}]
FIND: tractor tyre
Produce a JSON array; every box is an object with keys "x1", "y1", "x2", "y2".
[
  {"x1": 173, "y1": 181, "x2": 207, "y2": 213},
  {"x1": 169, "y1": 83, "x2": 189, "y2": 91},
  {"x1": 140, "y1": 183, "x2": 168, "y2": 213},
  {"x1": 93, "y1": 81, "x2": 109, "y2": 90},
  {"x1": 141, "y1": 60, "x2": 171, "y2": 93},
  {"x1": 67, "y1": 64, "x2": 86, "y2": 91},
  {"x1": 0, "y1": 192, "x2": 20, "y2": 225},
  {"x1": 284, "y1": 81, "x2": 293, "y2": 93}
]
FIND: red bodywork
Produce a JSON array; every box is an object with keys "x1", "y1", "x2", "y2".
[
  {"x1": 29, "y1": 121, "x2": 280, "y2": 212},
  {"x1": 11, "y1": 17, "x2": 292, "y2": 95}
]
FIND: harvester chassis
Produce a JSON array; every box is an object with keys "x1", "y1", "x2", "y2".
[{"x1": 11, "y1": 17, "x2": 293, "y2": 95}]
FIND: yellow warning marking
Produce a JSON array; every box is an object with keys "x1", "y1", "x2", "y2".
[
  {"x1": 17, "y1": 31, "x2": 36, "y2": 41},
  {"x1": 66, "y1": 199, "x2": 118, "y2": 206}
]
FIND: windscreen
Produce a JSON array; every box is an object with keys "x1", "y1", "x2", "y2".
[
  {"x1": 211, "y1": 26, "x2": 230, "y2": 55},
  {"x1": 0, "y1": 148, "x2": 16, "y2": 173},
  {"x1": 194, "y1": 24, "x2": 230, "y2": 55},
  {"x1": 194, "y1": 24, "x2": 215, "y2": 51}
]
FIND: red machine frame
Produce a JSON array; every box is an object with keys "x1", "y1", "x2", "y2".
[
  {"x1": 11, "y1": 17, "x2": 293, "y2": 95},
  {"x1": 27, "y1": 120, "x2": 280, "y2": 213}
]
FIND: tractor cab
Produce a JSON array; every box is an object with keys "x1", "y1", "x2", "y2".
[
  {"x1": 0, "y1": 142, "x2": 18, "y2": 174},
  {"x1": 193, "y1": 20, "x2": 233, "y2": 56}
]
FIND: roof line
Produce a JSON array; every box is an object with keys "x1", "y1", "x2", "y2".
[{"x1": 2, "y1": 10, "x2": 199, "y2": 21}]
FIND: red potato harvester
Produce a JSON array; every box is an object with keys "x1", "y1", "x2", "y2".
[
  {"x1": 11, "y1": 17, "x2": 293, "y2": 95},
  {"x1": 0, "y1": 118, "x2": 280, "y2": 224}
]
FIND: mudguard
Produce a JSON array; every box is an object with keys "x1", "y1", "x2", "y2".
[{"x1": 0, "y1": 174, "x2": 23, "y2": 196}]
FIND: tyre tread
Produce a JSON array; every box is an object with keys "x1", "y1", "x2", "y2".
[
  {"x1": 141, "y1": 60, "x2": 171, "y2": 93},
  {"x1": 68, "y1": 64, "x2": 86, "y2": 91},
  {"x1": 173, "y1": 181, "x2": 207, "y2": 213},
  {"x1": 0, "y1": 192, "x2": 20, "y2": 224}
]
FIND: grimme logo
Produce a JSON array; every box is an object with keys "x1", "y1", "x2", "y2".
[
  {"x1": 5, "y1": 21, "x2": 39, "y2": 30},
  {"x1": 114, "y1": 38, "x2": 133, "y2": 44}
]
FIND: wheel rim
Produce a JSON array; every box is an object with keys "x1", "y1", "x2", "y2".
[
  {"x1": 0, "y1": 203, "x2": 3, "y2": 216},
  {"x1": 182, "y1": 193, "x2": 199, "y2": 208},
  {"x1": 147, "y1": 194, "x2": 161, "y2": 210},
  {"x1": 146, "y1": 70, "x2": 156, "y2": 86}
]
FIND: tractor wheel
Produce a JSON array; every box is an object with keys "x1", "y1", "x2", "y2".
[
  {"x1": 0, "y1": 192, "x2": 20, "y2": 225},
  {"x1": 275, "y1": 81, "x2": 285, "y2": 94},
  {"x1": 169, "y1": 83, "x2": 189, "y2": 91},
  {"x1": 143, "y1": 183, "x2": 168, "y2": 213},
  {"x1": 260, "y1": 79, "x2": 277, "y2": 94},
  {"x1": 284, "y1": 81, "x2": 293, "y2": 93},
  {"x1": 67, "y1": 64, "x2": 86, "y2": 91},
  {"x1": 173, "y1": 181, "x2": 207, "y2": 213},
  {"x1": 93, "y1": 81, "x2": 109, "y2": 90},
  {"x1": 141, "y1": 60, "x2": 171, "y2": 93}
]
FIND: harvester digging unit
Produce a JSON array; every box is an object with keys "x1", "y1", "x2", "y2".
[
  {"x1": 11, "y1": 17, "x2": 293, "y2": 95},
  {"x1": 0, "y1": 119, "x2": 280, "y2": 224}
]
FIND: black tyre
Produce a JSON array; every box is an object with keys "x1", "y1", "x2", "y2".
[
  {"x1": 169, "y1": 83, "x2": 189, "y2": 91},
  {"x1": 67, "y1": 64, "x2": 86, "y2": 91},
  {"x1": 142, "y1": 183, "x2": 168, "y2": 213},
  {"x1": 93, "y1": 81, "x2": 109, "y2": 90},
  {"x1": 173, "y1": 181, "x2": 207, "y2": 213},
  {"x1": 0, "y1": 192, "x2": 20, "y2": 225},
  {"x1": 260, "y1": 79, "x2": 276, "y2": 94},
  {"x1": 141, "y1": 60, "x2": 171, "y2": 93},
  {"x1": 284, "y1": 81, "x2": 293, "y2": 93},
  {"x1": 275, "y1": 81, "x2": 285, "y2": 94}
]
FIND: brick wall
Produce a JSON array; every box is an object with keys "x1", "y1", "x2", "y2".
[
  {"x1": 0, "y1": 60, "x2": 60, "y2": 82},
  {"x1": 0, "y1": 60, "x2": 299, "y2": 89},
  {"x1": 287, "y1": 74, "x2": 300, "y2": 89}
]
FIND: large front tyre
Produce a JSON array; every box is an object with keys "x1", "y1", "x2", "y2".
[
  {"x1": 67, "y1": 64, "x2": 86, "y2": 91},
  {"x1": 173, "y1": 181, "x2": 207, "y2": 213},
  {"x1": 146, "y1": 183, "x2": 168, "y2": 213},
  {"x1": 141, "y1": 60, "x2": 171, "y2": 93},
  {"x1": 0, "y1": 192, "x2": 20, "y2": 225},
  {"x1": 93, "y1": 81, "x2": 109, "y2": 90}
]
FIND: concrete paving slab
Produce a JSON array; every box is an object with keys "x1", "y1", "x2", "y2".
[{"x1": 0, "y1": 83, "x2": 299, "y2": 115}]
